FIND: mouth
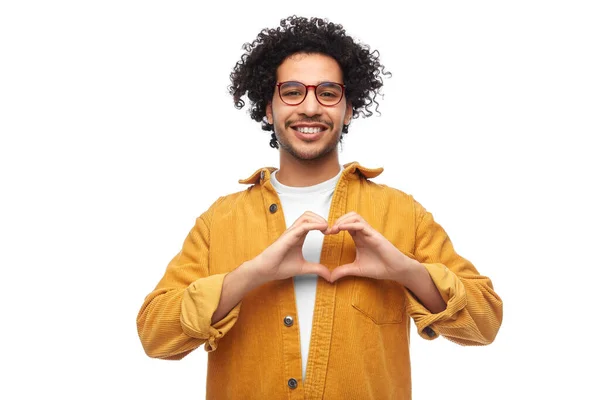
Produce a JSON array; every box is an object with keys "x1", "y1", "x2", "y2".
[
  {"x1": 291, "y1": 126, "x2": 328, "y2": 134},
  {"x1": 290, "y1": 125, "x2": 328, "y2": 142}
]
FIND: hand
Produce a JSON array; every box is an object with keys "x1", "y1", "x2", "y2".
[
  {"x1": 327, "y1": 212, "x2": 416, "y2": 283},
  {"x1": 251, "y1": 211, "x2": 332, "y2": 283}
]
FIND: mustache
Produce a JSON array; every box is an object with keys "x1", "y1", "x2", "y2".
[{"x1": 285, "y1": 119, "x2": 333, "y2": 129}]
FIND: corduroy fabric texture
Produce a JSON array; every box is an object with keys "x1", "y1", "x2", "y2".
[{"x1": 137, "y1": 161, "x2": 503, "y2": 399}]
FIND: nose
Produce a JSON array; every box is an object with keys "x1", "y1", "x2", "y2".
[{"x1": 297, "y1": 87, "x2": 322, "y2": 116}]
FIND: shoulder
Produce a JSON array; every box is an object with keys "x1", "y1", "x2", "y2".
[
  {"x1": 203, "y1": 188, "x2": 253, "y2": 216},
  {"x1": 362, "y1": 179, "x2": 435, "y2": 223},
  {"x1": 363, "y1": 179, "x2": 416, "y2": 204}
]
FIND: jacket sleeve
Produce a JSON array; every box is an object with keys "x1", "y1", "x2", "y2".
[
  {"x1": 136, "y1": 199, "x2": 242, "y2": 359},
  {"x1": 405, "y1": 198, "x2": 503, "y2": 345}
]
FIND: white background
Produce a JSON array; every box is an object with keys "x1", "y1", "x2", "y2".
[{"x1": 1, "y1": 1, "x2": 598, "y2": 399}]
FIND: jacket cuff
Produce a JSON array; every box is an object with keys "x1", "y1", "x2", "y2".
[
  {"x1": 180, "y1": 273, "x2": 241, "y2": 352},
  {"x1": 405, "y1": 263, "x2": 467, "y2": 340}
]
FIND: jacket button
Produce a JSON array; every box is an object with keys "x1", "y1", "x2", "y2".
[
  {"x1": 260, "y1": 171, "x2": 265, "y2": 180},
  {"x1": 283, "y1": 316, "x2": 294, "y2": 327},
  {"x1": 424, "y1": 326, "x2": 435, "y2": 338},
  {"x1": 269, "y1": 204, "x2": 278, "y2": 213},
  {"x1": 288, "y1": 378, "x2": 298, "y2": 389}
]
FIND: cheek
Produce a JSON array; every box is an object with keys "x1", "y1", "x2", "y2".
[
  {"x1": 271, "y1": 106, "x2": 292, "y2": 125},
  {"x1": 334, "y1": 108, "x2": 348, "y2": 124}
]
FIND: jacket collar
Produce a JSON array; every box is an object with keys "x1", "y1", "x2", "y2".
[{"x1": 238, "y1": 161, "x2": 383, "y2": 185}]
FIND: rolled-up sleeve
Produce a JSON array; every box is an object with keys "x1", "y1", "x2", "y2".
[
  {"x1": 181, "y1": 273, "x2": 241, "y2": 352},
  {"x1": 136, "y1": 198, "x2": 241, "y2": 359},
  {"x1": 406, "y1": 198, "x2": 503, "y2": 345}
]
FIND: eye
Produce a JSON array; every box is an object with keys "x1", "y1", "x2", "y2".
[
  {"x1": 316, "y1": 83, "x2": 343, "y2": 100},
  {"x1": 282, "y1": 90, "x2": 303, "y2": 97},
  {"x1": 319, "y1": 91, "x2": 338, "y2": 98}
]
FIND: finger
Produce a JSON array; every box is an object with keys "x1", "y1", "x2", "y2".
[
  {"x1": 330, "y1": 264, "x2": 359, "y2": 282},
  {"x1": 325, "y1": 215, "x2": 354, "y2": 234},
  {"x1": 300, "y1": 263, "x2": 332, "y2": 282},
  {"x1": 297, "y1": 213, "x2": 330, "y2": 234},
  {"x1": 302, "y1": 212, "x2": 330, "y2": 232},
  {"x1": 329, "y1": 221, "x2": 368, "y2": 235},
  {"x1": 301, "y1": 211, "x2": 328, "y2": 224},
  {"x1": 330, "y1": 212, "x2": 358, "y2": 227},
  {"x1": 335, "y1": 222, "x2": 372, "y2": 236},
  {"x1": 288, "y1": 217, "x2": 325, "y2": 233},
  {"x1": 291, "y1": 213, "x2": 327, "y2": 229},
  {"x1": 289, "y1": 222, "x2": 329, "y2": 239},
  {"x1": 329, "y1": 213, "x2": 363, "y2": 232}
]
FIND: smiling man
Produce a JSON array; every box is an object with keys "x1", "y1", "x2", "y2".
[
  {"x1": 137, "y1": 16, "x2": 503, "y2": 400},
  {"x1": 268, "y1": 53, "x2": 350, "y2": 168}
]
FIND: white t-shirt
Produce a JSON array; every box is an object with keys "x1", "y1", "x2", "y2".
[{"x1": 270, "y1": 166, "x2": 342, "y2": 381}]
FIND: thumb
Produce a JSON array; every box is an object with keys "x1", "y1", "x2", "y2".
[
  {"x1": 330, "y1": 263, "x2": 356, "y2": 282},
  {"x1": 300, "y1": 262, "x2": 332, "y2": 282}
]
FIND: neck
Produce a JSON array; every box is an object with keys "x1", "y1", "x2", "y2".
[{"x1": 276, "y1": 152, "x2": 341, "y2": 187}]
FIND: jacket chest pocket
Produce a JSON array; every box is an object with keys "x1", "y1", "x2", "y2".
[{"x1": 351, "y1": 277, "x2": 405, "y2": 324}]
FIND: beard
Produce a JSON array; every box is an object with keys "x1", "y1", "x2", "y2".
[{"x1": 274, "y1": 120, "x2": 342, "y2": 161}]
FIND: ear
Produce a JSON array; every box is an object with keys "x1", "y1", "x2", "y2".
[
  {"x1": 266, "y1": 102, "x2": 274, "y2": 125},
  {"x1": 344, "y1": 102, "x2": 353, "y2": 125}
]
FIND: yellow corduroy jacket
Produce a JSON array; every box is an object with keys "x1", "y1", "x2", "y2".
[{"x1": 137, "y1": 161, "x2": 503, "y2": 400}]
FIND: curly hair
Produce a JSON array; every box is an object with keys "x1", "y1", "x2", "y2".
[{"x1": 229, "y1": 15, "x2": 391, "y2": 149}]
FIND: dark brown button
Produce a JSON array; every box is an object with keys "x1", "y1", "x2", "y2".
[
  {"x1": 424, "y1": 326, "x2": 435, "y2": 338},
  {"x1": 269, "y1": 203, "x2": 278, "y2": 213},
  {"x1": 288, "y1": 378, "x2": 298, "y2": 389},
  {"x1": 283, "y1": 316, "x2": 294, "y2": 327}
]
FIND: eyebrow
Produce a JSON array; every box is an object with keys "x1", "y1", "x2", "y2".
[{"x1": 284, "y1": 80, "x2": 341, "y2": 85}]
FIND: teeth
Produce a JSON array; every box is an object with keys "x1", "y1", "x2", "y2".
[{"x1": 296, "y1": 127, "x2": 322, "y2": 134}]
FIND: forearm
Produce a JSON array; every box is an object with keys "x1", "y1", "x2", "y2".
[
  {"x1": 398, "y1": 260, "x2": 447, "y2": 314},
  {"x1": 211, "y1": 260, "x2": 267, "y2": 324}
]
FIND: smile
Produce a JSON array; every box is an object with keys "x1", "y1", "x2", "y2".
[{"x1": 291, "y1": 126, "x2": 327, "y2": 133}]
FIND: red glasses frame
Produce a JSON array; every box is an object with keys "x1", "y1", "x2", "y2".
[{"x1": 276, "y1": 81, "x2": 346, "y2": 107}]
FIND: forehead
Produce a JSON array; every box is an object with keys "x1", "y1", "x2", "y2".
[{"x1": 276, "y1": 53, "x2": 343, "y2": 84}]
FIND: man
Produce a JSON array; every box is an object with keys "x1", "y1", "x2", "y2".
[{"x1": 137, "y1": 16, "x2": 503, "y2": 399}]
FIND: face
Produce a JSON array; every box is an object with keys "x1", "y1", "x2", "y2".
[{"x1": 266, "y1": 53, "x2": 352, "y2": 161}]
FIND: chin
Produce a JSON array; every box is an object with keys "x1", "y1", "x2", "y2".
[
  {"x1": 276, "y1": 127, "x2": 341, "y2": 159},
  {"x1": 287, "y1": 143, "x2": 338, "y2": 161}
]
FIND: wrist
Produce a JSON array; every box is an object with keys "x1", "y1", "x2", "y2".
[
  {"x1": 393, "y1": 259, "x2": 424, "y2": 288},
  {"x1": 241, "y1": 257, "x2": 271, "y2": 288}
]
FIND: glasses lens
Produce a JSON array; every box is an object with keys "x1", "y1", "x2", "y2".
[
  {"x1": 316, "y1": 83, "x2": 343, "y2": 105},
  {"x1": 279, "y1": 82, "x2": 306, "y2": 105}
]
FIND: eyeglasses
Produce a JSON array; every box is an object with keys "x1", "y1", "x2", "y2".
[{"x1": 276, "y1": 81, "x2": 346, "y2": 107}]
